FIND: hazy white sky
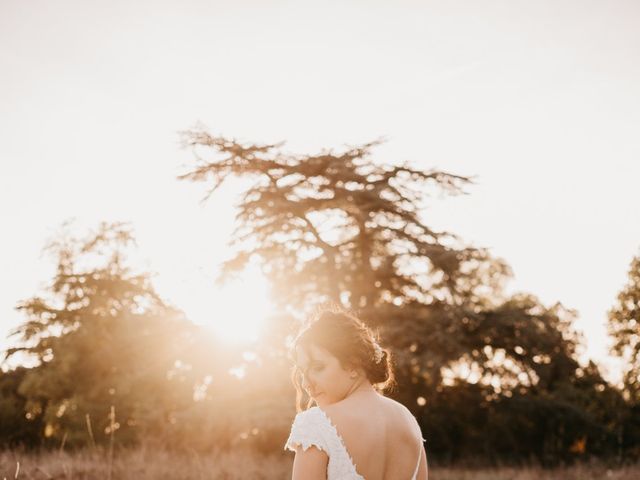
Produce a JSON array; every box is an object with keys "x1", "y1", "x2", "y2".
[{"x1": 1, "y1": 0, "x2": 639, "y2": 379}]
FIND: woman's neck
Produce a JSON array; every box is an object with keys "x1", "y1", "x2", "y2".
[{"x1": 343, "y1": 377, "x2": 376, "y2": 399}]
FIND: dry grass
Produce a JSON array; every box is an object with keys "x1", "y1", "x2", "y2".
[
  {"x1": 0, "y1": 447, "x2": 290, "y2": 480},
  {"x1": 0, "y1": 447, "x2": 638, "y2": 479},
  {"x1": 430, "y1": 464, "x2": 640, "y2": 480}
]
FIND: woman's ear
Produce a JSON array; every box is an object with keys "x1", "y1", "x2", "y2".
[{"x1": 344, "y1": 358, "x2": 360, "y2": 378}]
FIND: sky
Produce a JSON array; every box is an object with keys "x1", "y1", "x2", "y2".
[{"x1": 1, "y1": 0, "x2": 639, "y2": 381}]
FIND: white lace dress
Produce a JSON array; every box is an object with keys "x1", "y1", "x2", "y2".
[{"x1": 284, "y1": 406, "x2": 422, "y2": 480}]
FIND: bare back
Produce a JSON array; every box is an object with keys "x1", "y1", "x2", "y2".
[{"x1": 321, "y1": 392, "x2": 427, "y2": 480}]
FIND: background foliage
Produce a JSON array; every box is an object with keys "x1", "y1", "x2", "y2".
[{"x1": 2, "y1": 131, "x2": 638, "y2": 465}]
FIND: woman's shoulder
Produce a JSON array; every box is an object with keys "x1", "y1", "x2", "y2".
[
  {"x1": 319, "y1": 393, "x2": 394, "y2": 425},
  {"x1": 384, "y1": 396, "x2": 420, "y2": 423},
  {"x1": 324, "y1": 394, "x2": 421, "y2": 439},
  {"x1": 285, "y1": 407, "x2": 334, "y2": 454},
  {"x1": 327, "y1": 392, "x2": 412, "y2": 416},
  {"x1": 291, "y1": 406, "x2": 326, "y2": 428}
]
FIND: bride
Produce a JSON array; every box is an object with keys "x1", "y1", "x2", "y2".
[{"x1": 284, "y1": 309, "x2": 428, "y2": 479}]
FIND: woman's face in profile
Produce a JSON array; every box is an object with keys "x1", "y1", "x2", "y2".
[{"x1": 296, "y1": 343, "x2": 355, "y2": 407}]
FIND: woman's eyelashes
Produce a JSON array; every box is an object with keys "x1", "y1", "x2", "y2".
[
  {"x1": 298, "y1": 362, "x2": 324, "y2": 383},
  {"x1": 301, "y1": 364, "x2": 324, "y2": 377}
]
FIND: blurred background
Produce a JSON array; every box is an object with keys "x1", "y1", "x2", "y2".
[{"x1": 1, "y1": 0, "x2": 640, "y2": 470}]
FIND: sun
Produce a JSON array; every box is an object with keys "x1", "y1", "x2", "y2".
[{"x1": 186, "y1": 264, "x2": 272, "y2": 344}]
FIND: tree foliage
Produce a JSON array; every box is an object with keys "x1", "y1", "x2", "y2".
[
  {"x1": 1, "y1": 130, "x2": 635, "y2": 463},
  {"x1": 179, "y1": 130, "x2": 508, "y2": 312},
  {"x1": 609, "y1": 252, "x2": 640, "y2": 399},
  {"x1": 5, "y1": 222, "x2": 202, "y2": 447},
  {"x1": 0, "y1": 367, "x2": 42, "y2": 447},
  {"x1": 4, "y1": 221, "x2": 299, "y2": 451},
  {"x1": 179, "y1": 130, "x2": 580, "y2": 388}
]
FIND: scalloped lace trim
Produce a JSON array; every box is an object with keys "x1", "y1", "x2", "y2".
[
  {"x1": 315, "y1": 407, "x2": 365, "y2": 480},
  {"x1": 284, "y1": 436, "x2": 329, "y2": 455}
]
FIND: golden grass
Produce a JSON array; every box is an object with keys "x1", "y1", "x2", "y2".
[
  {"x1": 1, "y1": 447, "x2": 638, "y2": 479},
  {"x1": 0, "y1": 447, "x2": 290, "y2": 480},
  {"x1": 430, "y1": 464, "x2": 640, "y2": 480}
]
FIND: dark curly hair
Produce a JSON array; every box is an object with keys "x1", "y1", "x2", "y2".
[{"x1": 290, "y1": 307, "x2": 396, "y2": 411}]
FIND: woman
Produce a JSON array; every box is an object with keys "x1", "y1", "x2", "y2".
[{"x1": 284, "y1": 309, "x2": 428, "y2": 480}]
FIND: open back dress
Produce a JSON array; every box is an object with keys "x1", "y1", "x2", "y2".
[{"x1": 285, "y1": 406, "x2": 423, "y2": 480}]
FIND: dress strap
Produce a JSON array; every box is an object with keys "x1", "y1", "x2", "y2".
[{"x1": 411, "y1": 438, "x2": 425, "y2": 480}]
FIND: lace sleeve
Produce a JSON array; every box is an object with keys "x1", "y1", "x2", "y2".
[{"x1": 284, "y1": 408, "x2": 330, "y2": 454}]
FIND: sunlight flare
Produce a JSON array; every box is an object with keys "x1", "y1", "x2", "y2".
[{"x1": 187, "y1": 264, "x2": 272, "y2": 344}]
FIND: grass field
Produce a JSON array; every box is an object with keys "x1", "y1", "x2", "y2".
[{"x1": 1, "y1": 447, "x2": 638, "y2": 479}]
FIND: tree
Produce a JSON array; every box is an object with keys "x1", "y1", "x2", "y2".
[
  {"x1": 178, "y1": 130, "x2": 578, "y2": 381},
  {"x1": 609, "y1": 289, "x2": 640, "y2": 470},
  {"x1": 178, "y1": 129, "x2": 507, "y2": 313},
  {"x1": 609, "y1": 251, "x2": 640, "y2": 399},
  {"x1": 5, "y1": 222, "x2": 200, "y2": 447},
  {"x1": 0, "y1": 367, "x2": 42, "y2": 447}
]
